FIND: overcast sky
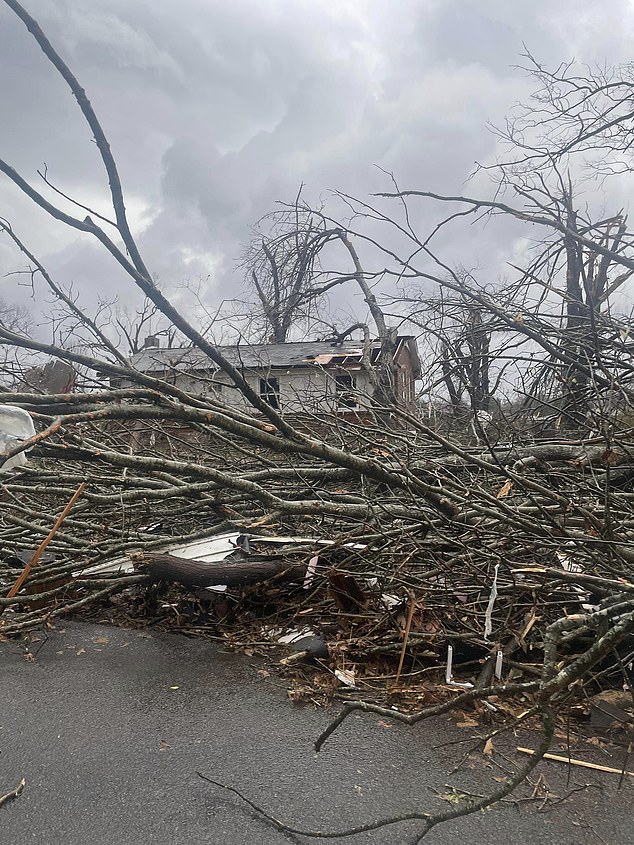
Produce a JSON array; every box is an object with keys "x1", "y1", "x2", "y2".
[{"x1": 1, "y1": 0, "x2": 634, "y2": 339}]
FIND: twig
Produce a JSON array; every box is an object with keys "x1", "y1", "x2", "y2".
[
  {"x1": 314, "y1": 680, "x2": 540, "y2": 752},
  {"x1": 1, "y1": 481, "x2": 86, "y2": 611},
  {"x1": 0, "y1": 778, "x2": 25, "y2": 809},
  {"x1": 197, "y1": 771, "x2": 431, "y2": 839},
  {"x1": 198, "y1": 707, "x2": 555, "y2": 842},
  {"x1": 394, "y1": 589, "x2": 416, "y2": 686}
]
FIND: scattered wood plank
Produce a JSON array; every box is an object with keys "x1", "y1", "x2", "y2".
[
  {"x1": 517, "y1": 747, "x2": 634, "y2": 777},
  {"x1": 1, "y1": 481, "x2": 86, "y2": 614}
]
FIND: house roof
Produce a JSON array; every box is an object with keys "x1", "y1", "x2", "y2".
[{"x1": 130, "y1": 337, "x2": 421, "y2": 378}]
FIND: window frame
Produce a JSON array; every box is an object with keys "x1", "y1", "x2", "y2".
[
  {"x1": 259, "y1": 375, "x2": 281, "y2": 409},
  {"x1": 334, "y1": 371, "x2": 358, "y2": 409}
]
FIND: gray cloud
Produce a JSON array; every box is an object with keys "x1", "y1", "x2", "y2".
[{"x1": 1, "y1": 0, "x2": 633, "y2": 334}]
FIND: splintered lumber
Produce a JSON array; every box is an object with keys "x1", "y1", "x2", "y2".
[
  {"x1": 132, "y1": 552, "x2": 307, "y2": 588},
  {"x1": 1, "y1": 481, "x2": 86, "y2": 615},
  {"x1": 517, "y1": 747, "x2": 634, "y2": 777}
]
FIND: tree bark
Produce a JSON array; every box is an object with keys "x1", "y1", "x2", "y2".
[{"x1": 133, "y1": 552, "x2": 307, "y2": 588}]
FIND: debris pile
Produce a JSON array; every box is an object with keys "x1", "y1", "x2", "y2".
[{"x1": 2, "y1": 425, "x2": 633, "y2": 717}]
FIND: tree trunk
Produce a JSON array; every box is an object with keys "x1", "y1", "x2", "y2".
[{"x1": 133, "y1": 552, "x2": 307, "y2": 588}]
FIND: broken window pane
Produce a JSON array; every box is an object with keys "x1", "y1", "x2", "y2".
[
  {"x1": 335, "y1": 373, "x2": 357, "y2": 408},
  {"x1": 259, "y1": 376, "x2": 280, "y2": 408}
]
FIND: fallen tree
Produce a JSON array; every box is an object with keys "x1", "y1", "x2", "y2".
[{"x1": 1, "y1": 2, "x2": 634, "y2": 840}]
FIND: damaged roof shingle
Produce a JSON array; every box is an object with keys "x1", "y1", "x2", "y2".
[{"x1": 130, "y1": 338, "x2": 418, "y2": 375}]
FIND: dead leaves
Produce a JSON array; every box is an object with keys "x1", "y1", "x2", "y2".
[
  {"x1": 328, "y1": 571, "x2": 366, "y2": 612},
  {"x1": 601, "y1": 448, "x2": 620, "y2": 466},
  {"x1": 93, "y1": 636, "x2": 109, "y2": 645},
  {"x1": 437, "y1": 786, "x2": 474, "y2": 805},
  {"x1": 497, "y1": 479, "x2": 513, "y2": 499}
]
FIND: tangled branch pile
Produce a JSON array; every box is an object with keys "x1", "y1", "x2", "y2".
[
  {"x1": 2, "y1": 2, "x2": 634, "y2": 838},
  {"x1": 1, "y1": 392, "x2": 633, "y2": 708}
]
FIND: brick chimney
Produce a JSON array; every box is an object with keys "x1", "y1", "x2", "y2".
[{"x1": 143, "y1": 335, "x2": 160, "y2": 349}]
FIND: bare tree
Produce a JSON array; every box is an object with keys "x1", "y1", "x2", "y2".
[
  {"x1": 242, "y1": 202, "x2": 331, "y2": 343},
  {"x1": 0, "y1": 297, "x2": 31, "y2": 334},
  {"x1": 2, "y1": 7, "x2": 634, "y2": 840},
  {"x1": 0, "y1": 267, "x2": 34, "y2": 387},
  {"x1": 240, "y1": 199, "x2": 401, "y2": 409}
]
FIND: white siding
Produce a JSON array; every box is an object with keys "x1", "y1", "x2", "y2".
[{"x1": 143, "y1": 366, "x2": 376, "y2": 415}]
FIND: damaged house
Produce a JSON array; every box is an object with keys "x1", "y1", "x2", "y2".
[{"x1": 120, "y1": 335, "x2": 421, "y2": 417}]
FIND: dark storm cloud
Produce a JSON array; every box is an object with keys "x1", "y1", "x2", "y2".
[{"x1": 1, "y1": 0, "x2": 633, "y2": 327}]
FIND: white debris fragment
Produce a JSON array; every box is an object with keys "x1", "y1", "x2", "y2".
[
  {"x1": 445, "y1": 644, "x2": 453, "y2": 684},
  {"x1": 380, "y1": 592, "x2": 404, "y2": 610},
  {"x1": 484, "y1": 563, "x2": 500, "y2": 640},
  {"x1": 556, "y1": 550, "x2": 584, "y2": 574},
  {"x1": 0, "y1": 405, "x2": 35, "y2": 472},
  {"x1": 303, "y1": 555, "x2": 319, "y2": 589},
  {"x1": 495, "y1": 649, "x2": 503, "y2": 680},
  {"x1": 277, "y1": 627, "x2": 316, "y2": 645},
  {"x1": 334, "y1": 668, "x2": 356, "y2": 688}
]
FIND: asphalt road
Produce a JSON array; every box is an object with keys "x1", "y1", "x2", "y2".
[{"x1": 1, "y1": 621, "x2": 632, "y2": 844}]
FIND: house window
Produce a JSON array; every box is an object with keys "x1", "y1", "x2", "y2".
[
  {"x1": 396, "y1": 368, "x2": 413, "y2": 405},
  {"x1": 259, "y1": 376, "x2": 280, "y2": 409},
  {"x1": 335, "y1": 373, "x2": 357, "y2": 408}
]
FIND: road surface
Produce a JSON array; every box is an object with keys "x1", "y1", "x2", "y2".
[{"x1": 1, "y1": 621, "x2": 631, "y2": 844}]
